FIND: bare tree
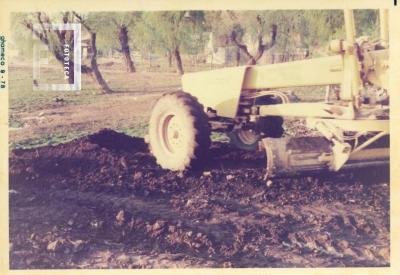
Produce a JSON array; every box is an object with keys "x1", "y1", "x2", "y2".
[
  {"x1": 235, "y1": 48, "x2": 241, "y2": 66},
  {"x1": 139, "y1": 11, "x2": 206, "y2": 75},
  {"x1": 25, "y1": 12, "x2": 77, "y2": 84},
  {"x1": 173, "y1": 46, "x2": 184, "y2": 75},
  {"x1": 73, "y1": 12, "x2": 112, "y2": 93},
  {"x1": 23, "y1": 11, "x2": 112, "y2": 93},
  {"x1": 111, "y1": 18, "x2": 136, "y2": 73},
  {"x1": 231, "y1": 15, "x2": 277, "y2": 65}
]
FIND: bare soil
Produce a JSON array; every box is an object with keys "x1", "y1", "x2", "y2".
[
  {"x1": 10, "y1": 93, "x2": 158, "y2": 144},
  {"x1": 9, "y1": 129, "x2": 390, "y2": 268},
  {"x1": 9, "y1": 62, "x2": 183, "y2": 148}
]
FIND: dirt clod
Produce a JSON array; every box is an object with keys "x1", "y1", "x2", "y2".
[
  {"x1": 116, "y1": 210, "x2": 125, "y2": 225},
  {"x1": 47, "y1": 239, "x2": 63, "y2": 252},
  {"x1": 133, "y1": 172, "x2": 143, "y2": 181}
]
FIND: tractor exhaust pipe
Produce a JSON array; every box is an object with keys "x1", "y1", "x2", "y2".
[{"x1": 262, "y1": 137, "x2": 389, "y2": 178}]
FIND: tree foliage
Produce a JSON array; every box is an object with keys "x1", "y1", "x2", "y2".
[
  {"x1": 134, "y1": 11, "x2": 207, "y2": 73},
  {"x1": 86, "y1": 12, "x2": 141, "y2": 54},
  {"x1": 204, "y1": 9, "x2": 379, "y2": 62},
  {"x1": 11, "y1": 9, "x2": 381, "y2": 69}
]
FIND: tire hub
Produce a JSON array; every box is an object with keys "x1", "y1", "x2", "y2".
[{"x1": 162, "y1": 114, "x2": 184, "y2": 154}]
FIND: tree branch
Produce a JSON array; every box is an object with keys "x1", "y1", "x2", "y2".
[
  {"x1": 72, "y1": 11, "x2": 93, "y2": 34},
  {"x1": 254, "y1": 24, "x2": 278, "y2": 63},
  {"x1": 230, "y1": 30, "x2": 256, "y2": 64},
  {"x1": 111, "y1": 17, "x2": 119, "y2": 27},
  {"x1": 23, "y1": 20, "x2": 49, "y2": 45},
  {"x1": 227, "y1": 10, "x2": 238, "y2": 21},
  {"x1": 72, "y1": 11, "x2": 112, "y2": 92},
  {"x1": 62, "y1": 12, "x2": 69, "y2": 24},
  {"x1": 125, "y1": 16, "x2": 134, "y2": 28},
  {"x1": 36, "y1": 12, "x2": 48, "y2": 41},
  {"x1": 23, "y1": 13, "x2": 92, "y2": 75}
]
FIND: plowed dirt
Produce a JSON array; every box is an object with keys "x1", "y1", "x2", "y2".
[{"x1": 9, "y1": 129, "x2": 390, "y2": 268}]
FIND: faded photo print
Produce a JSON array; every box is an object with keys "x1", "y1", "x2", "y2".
[{"x1": 7, "y1": 7, "x2": 390, "y2": 269}]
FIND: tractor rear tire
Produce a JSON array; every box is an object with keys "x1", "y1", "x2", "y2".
[{"x1": 148, "y1": 91, "x2": 211, "y2": 171}]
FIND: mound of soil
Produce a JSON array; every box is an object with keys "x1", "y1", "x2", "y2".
[{"x1": 9, "y1": 129, "x2": 390, "y2": 268}]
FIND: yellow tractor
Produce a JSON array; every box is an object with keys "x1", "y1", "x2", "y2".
[{"x1": 147, "y1": 9, "x2": 389, "y2": 178}]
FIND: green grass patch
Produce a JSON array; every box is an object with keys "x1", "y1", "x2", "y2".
[
  {"x1": 9, "y1": 113, "x2": 24, "y2": 129},
  {"x1": 211, "y1": 132, "x2": 230, "y2": 143},
  {"x1": 116, "y1": 120, "x2": 149, "y2": 138},
  {"x1": 9, "y1": 66, "x2": 102, "y2": 114},
  {"x1": 10, "y1": 130, "x2": 91, "y2": 149}
]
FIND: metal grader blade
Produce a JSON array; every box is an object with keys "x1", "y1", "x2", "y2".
[{"x1": 262, "y1": 136, "x2": 389, "y2": 179}]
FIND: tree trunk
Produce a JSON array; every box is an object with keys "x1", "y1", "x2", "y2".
[
  {"x1": 66, "y1": 64, "x2": 74, "y2": 84},
  {"x1": 304, "y1": 49, "x2": 310, "y2": 59},
  {"x1": 167, "y1": 50, "x2": 172, "y2": 67},
  {"x1": 56, "y1": 48, "x2": 91, "y2": 83},
  {"x1": 235, "y1": 48, "x2": 241, "y2": 66},
  {"x1": 247, "y1": 58, "x2": 257, "y2": 65},
  {"x1": 173, "y1": 47, "x2": 184, "y2": 75},
  {"x1": 89, "y1": 33, "x2": 113, "y2": 93},
  {"x1": 118, "y1": 25, "x2": 135, "y2": 73}
]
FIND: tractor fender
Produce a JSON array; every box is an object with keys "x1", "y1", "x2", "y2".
[{"x1": 181, "y1": 66, "x2": 250, "y2": 118}]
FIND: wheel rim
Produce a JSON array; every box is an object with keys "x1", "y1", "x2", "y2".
[
  {"x1": 160, "y1": 113, "x2": 185, "y2": 154},
  {"x1": 236, "y1": 129, "x2": 260, "y2": 145}
]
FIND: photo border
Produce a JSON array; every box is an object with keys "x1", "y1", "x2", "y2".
[{"x1": 0, "y1": 1, "x2": 399, "y2": 275}]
